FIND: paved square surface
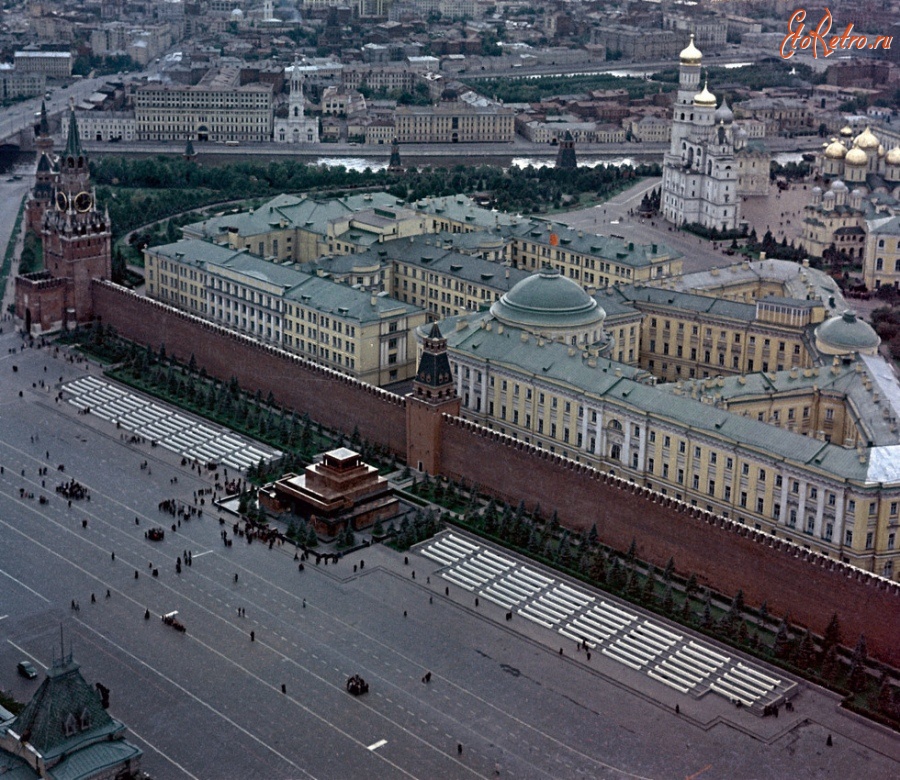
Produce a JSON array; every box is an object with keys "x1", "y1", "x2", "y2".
[{"x1": 1, "y1": 338, "x2": 898, "y2": 779}]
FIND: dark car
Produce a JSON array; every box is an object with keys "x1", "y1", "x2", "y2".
[{"x1": 17, "y1": 661, "x2": 37, "y2": 679}]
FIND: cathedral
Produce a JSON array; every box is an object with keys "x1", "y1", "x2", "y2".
[
  {"x1": 273, "y1": 62, "x2": 319, "y2": 144},
  {"x1": 661, "y1": 36, "x2": 755, "y2": 233},
  {"x1": 15, "y1": 108, "x2": 112, "y2": 335}
]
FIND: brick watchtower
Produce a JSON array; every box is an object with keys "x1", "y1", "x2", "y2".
[
  {"x1": 16, "y1": 108, "x2": 112, "y2": 335},
  {"x1": 26, "y1": 101, "x2": 56, "y2": 234},
  {"x1": 406, "y1": 323, "x2": 460, "y2": 474}
]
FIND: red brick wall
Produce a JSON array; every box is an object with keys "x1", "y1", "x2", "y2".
[
  {"x1": 439, "y1": 416, "x2": 900, "y2": 665},
  {"x1": 91, "y1": 281, "x2": 900, "y2": 664},
  {"x1": 92, "y1": 282, "x2": 408, "y2": 455}
]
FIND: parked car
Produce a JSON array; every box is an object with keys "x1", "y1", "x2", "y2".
[{"x1": 17, "y1": 660, "x2": 37, "y2": 679}]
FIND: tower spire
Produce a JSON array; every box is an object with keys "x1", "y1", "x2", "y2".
[
  {"x1": 64, "y1": 103, "x2": 83, "y2": 159},
  {"x1": 39, "y1": 100, "x2": 49, "y2": 137}
]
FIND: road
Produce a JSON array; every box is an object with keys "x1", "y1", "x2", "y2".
[
  {"x1": 550, "y1": 176, "x2": 748, "y2": 274},
  {"x1": 1, "y1": 339, "x2": 899, "y2": 779},
  {"x1": 0, "y1": 75, "x2": 114, "y2": 142}
]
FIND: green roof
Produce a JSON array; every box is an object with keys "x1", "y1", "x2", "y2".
[
  {"x1": 502, "y1": 219, "x2": 680, "y2": 269},
  {"x1": 492, "y1": 267, "x2": 605, "y2": 329},
  {"x1": 815, "y1": 311, "x2": 880, "y2": 351},
  {"x1": 442, "y1": 312, "x2": 876, "y2": 483},
  {"x1": 10, "y1": 657, "x2": 122, "y2": 763},
  {"x1": 63, "y1": 108, "x2": 82, "y2": 159},
  {"x1": 151, "y1": 239, "x2": 421, "y2": 324},
  {"x1": 442, "y1": 311, "x2": 650, "y2": 393},
  {"x1": 182, "y1": 192, "x2": 405, "y2": 240},
  {"x1": 611, "y1": 284, "x2": 756, "y2": 321}
]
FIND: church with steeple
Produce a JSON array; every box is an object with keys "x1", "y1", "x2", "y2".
[
  {"x1": 15, "y1": 108, "x2": 112, "y2": 335},
  {"x1": 274, "y1": 61, "x2": 319, "y2": 144},
  {"x1": 661, "y1": 36, "x2": 746, "y2": 233}
]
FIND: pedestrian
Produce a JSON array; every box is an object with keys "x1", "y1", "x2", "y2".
[
  {"x1": 675, "y1": 704, "x2": 680, "y2": 715},
  {"x1": 250, "y1": 631, "x2": 255, "y2": 642},
  {"x1": 91, "y1": 593, "x2": 96, "y2": 603},
  {"x1": 106, "y1": 589, "x2": 110, "y2": 599},
  {"x1": 457, "y1": 743, "x2": 463, "y2": 755}
]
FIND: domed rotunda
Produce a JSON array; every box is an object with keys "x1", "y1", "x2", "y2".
[
  {"x1": 490, "y1": 267, "x2": 610, "y2": 351},
  {"x1": 814, "y1": 311, "x2": 881, "y2": 356}
]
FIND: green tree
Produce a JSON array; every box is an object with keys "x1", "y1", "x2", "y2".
[
  {"x1": 662, "y1": 584, "x2": 675, "y2": 615},
  {"x1": 793, "y1": 628, "x2": 815, "y2": 670},
  {"x1": 773, "y1": 619, "x2": 791, "y2": 659},
  {"x1": 847, "y1": 635, "x2": 868, "y2": 693}
]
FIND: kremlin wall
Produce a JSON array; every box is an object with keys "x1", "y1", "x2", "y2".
[{"x1": 92, "y1": 280, "x2": 900, "y2": 666}]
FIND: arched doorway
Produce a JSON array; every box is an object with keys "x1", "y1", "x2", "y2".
[
  {"x1": 451, "y1": 132, "x2": 458, "y2": 143},
  {"x1": 197, "y1": 126, "x2": 209, "y2": 142},
  {"x1": 24, "y1": 308, "x2": 31, "y2": 334}
]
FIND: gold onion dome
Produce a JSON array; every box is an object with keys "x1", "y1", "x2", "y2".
[
  {"x1": 854, "y1": 126, "x2": 879, "y2": 151},
  {"x1": 694, "y1": 81, "x2": 716, "y2": 107},
  {"x1": 845, "y1": 146, "x2": 868, "y2": 166},
  {"x1": 886, "y1": 147, "x2": 900, "y2": 165},
  {"x1": 839, "y1": 125, "x2": 854, "y2": 137},
  {"x1": 823, "y1": 139, "x2": 847, "y2": 159},
  {"x1": 679, "y1": 35, "x2": 703, "y2": 65}
]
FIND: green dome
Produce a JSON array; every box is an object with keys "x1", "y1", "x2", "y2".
[
  {"x1": 815, "y1": 311, "x2": 880, "y2": 355},
  {"x1": 491, "y1": 267, "x2": 605, "y2": 330}
]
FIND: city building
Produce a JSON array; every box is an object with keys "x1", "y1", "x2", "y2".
[
  {"x1": 274, "y1": 63, "x2": 319, "y2": 144},
  {"x1": 0, "y1": 66, "x2": 45, "y2": 99},
  {"x1": 661, "y1": 37, "x2": 742, "y2": 232},
  {"x1": 63, "y1": 110, "x2": 137, "y2": 143},
  {"x1": 182, "y1": 192, "x2": 426, "y2": 263},
  {"x1": 603, "y1": 281, "x2": 824, "y2": 382},
  {"x1": 13, "y1": 51, "x2": 72, "y2": 78},
  {"x1": 134, "y1": 65, "x2": 274, "y2": 142},
  {"x1": 144, "y1": 238, "x2": 426, "y2": 385},
  {"x1": 864, "y1": 214, "x2": 900, "y2": 291},
  {"x1": 320, "y1": 85, "x2": 367, "y2": 117},
  {"x1": 16, "y1": 111, "x2": 112, "y2": 335},
  {"x1": 395, "y1": 101, "x2": 515, "y2": 144},
  {"x1": 733, "y1": 97, "x2": 811, "y2": 137},
  {"x1": 427, "y1": 264, "x2": 900, "y2": 577},
  {"x1": 505, "y1": 218, "x2": 682, "y2": 287},
  {"x1": 0, "y1": 649, "x2": 143, "y2": 779}
]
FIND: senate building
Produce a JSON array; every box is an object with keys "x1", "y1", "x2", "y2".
[{"x1": 427, "y1": 259, "x2": 900, "y2": 581}]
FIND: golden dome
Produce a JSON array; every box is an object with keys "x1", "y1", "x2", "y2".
[
  {"x1": 679, "y1": 35, "x2": 703, "y2": 65},
  {"x1": 839, "y1": 125, "x2": 854, "y2": 137},
  {"x1": 845, "y1": 146, "x2": 868, "y2": 166},
  {"x1": 886, "y1": 147, "x2": 900, "y2": 165},
  {"x1": 854, "y1": 126, "x2": 879, "y2": 151},
  {"x1": 693, "y1": 81, "x2": 716, "y2": 107},
  {"x1": 823, "y1": 139, "x2": 847, "y2": 159}
]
